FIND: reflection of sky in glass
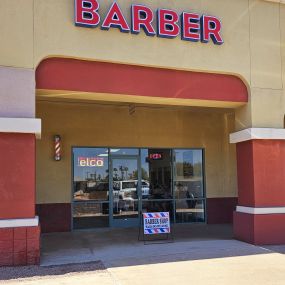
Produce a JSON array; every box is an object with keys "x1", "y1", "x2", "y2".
[
  {"x1": 175, "y1": 150, "x2": 202, "y2": 164},
  {"x1": 141, "y1": 149, "x2": 150, "y2": 176},
  {"x1": 112, "y1": 159, "x2": 138, "y2": 180},
  {"x1": 175, "y1": 149, "x2": 203, "y2": 177},
  {"x1": 110, "y1": 148, "x2": 139, "y2": 155},
  {"x1": 73, "y1": 148, "x2": 109, "y2": 181},
  {"x1": 193, "y1": 150, "x2": 203, "y2": 166}
]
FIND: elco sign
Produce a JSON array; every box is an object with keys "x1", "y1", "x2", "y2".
[{"x1": 75, "y1": 0, "x2": 223, "y2": 45}]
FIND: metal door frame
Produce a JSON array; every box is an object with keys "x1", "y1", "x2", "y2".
[{"x1": 109, "y1": 154, "x2": 142, "y2": 227}]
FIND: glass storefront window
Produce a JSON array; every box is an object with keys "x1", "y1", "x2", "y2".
[
  {"x1": 110, "y1": 148, "x2": 139, "y2": 156},
  {"x1": 173, "y1": 149, "x2": 205, "y2": 224},
  {"x1": 174, "y1": 149, "x2": 204, "y2": 199},
  {"x1": 73, "y1": 148, "x2": 109, "y2": 201},
  {"x1": 175, "y1": 200, "x2": 205, "y2": 223},
  {"x1": 73, "y1": 148, "x2": 110, "y2": 229},
  {"x1": 142, "y1": 200, "x2": 174, "y2": 221},
  {"x1": 141, "y1": 149, "x2": 173, "y2": 200},
  {"x1": 73, "y1": 202, "x2": 109, "y2": 228},
  {"x1": 72, "y1": 147, "x2": 205, "y2": 229}
]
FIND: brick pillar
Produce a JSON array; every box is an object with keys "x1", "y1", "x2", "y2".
[
  {"x1": 0, "y1": 66, "x2": 41, "y2": 266},
  {"x1": 230, "y1": 129, "x2": 285, "y2": 245},
  {"x1": 0, "y1": 132, "x2": 41, "y2": 266}
]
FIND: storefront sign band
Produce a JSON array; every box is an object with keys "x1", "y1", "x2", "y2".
[{"x1": 75, "y1": 0, "x2": 223, "y2": 45}]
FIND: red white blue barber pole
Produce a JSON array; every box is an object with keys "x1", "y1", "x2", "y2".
[
  {"x1": 54, "y1": 135, "x2": 61, "y2": 161},
  {"x1": 143, "y1": 212, "x2": 171, "y2": 235}
]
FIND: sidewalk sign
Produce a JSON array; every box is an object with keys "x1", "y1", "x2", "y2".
[{"x1": 138, "y1": 212, "x2": 174, "y2": 244}]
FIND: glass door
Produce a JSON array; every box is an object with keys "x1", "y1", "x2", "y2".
[{"x1": 110, "y1": 156, "x2": 141, "y2": 227}]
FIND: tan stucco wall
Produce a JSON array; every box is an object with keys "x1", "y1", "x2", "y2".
[
  {"x1": 36, "y1": 101, "x2": 237, "y2": 204},
  {"x1": 0, "y1": 0, "x2": 285, "y2": 128},
  {"x1": 0, "y1": 0, "x2": 34, "y2": 69},
  {"x1": 0, "y1": 0, "x2": 285, "y2": 126}
]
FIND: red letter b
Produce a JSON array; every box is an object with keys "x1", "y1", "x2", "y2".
[{"x1": 75, "y1": 0, "x2": 100, "y2": 28}]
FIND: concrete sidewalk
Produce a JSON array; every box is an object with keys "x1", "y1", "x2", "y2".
[
  {"x1": 41, "y1": 224, "x2": 234, "y2": 266},
  {"x1": 1, "y1": 225, "x2": 285, "y2": 284}
]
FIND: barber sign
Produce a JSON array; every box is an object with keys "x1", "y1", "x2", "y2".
[
  {"x1": 143, "y1": 212, "x2": 170, "y2": 235},
  {"x1": 75, "y1": 0, "x2": 223, "y2": 45}
]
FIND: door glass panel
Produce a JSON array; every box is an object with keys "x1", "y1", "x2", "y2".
[{"x1": 112, "y1": 158, "x2": 139, "y2": 220}]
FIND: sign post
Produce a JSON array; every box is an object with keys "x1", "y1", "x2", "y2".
[{"x1": 139, "y1": 212, "x2": 174, "y2": 244}]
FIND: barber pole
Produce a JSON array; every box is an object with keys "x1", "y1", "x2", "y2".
[{"x1": 54, "y1": 135, "x2": 61, "y2": 161}]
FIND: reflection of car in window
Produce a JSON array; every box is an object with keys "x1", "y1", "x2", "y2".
[
  {"x1": 141, "y1": 181, "x2": 150, "y2": 198},
  {"x1": 114, "y1": 180, "x2": 150, "y2": 200},
  {"x1": 115, "y1": 180, "x2": 137, "y2": 200},
  {"x1": 75, "y1": 180, "x2": 151, "y2": 201}
]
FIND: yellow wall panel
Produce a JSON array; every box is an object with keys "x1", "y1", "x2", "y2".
[
  {"x1": 36, "y1": 101, "x2": 237, "y2": 203},
  {"x1": 0, "y1": 0, "x2": 34, "y2": 68},
  {"x1": 249, "y1": 0, "x2": 283, "y2": 89},
  {"x1": 251, "y1": 87, "x2": 284, "y2": 128},
  {"x1": 33, "y1": 0, "x2": 250, "y2": 84}
]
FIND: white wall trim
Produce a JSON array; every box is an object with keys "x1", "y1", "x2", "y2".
[
  {"x1": 230, "y1": 128, "x2": 285, "y2": 144},
  {"x1": 0, "y1": 118, "x2": 41, "y2": 139},
  {"x1": 237, "y1": 206, "x2": 285, "y2": 215},
  {"x1": 0, "y1": 216, "x2": 39, "y2": 228}
]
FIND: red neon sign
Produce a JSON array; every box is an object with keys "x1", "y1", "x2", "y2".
[
  {"x1": 149, "y1": 153, "x2": 163, "y2": 160},
  {"x1": 74, "y1": 0, "x2": 223, "y2": 45}
]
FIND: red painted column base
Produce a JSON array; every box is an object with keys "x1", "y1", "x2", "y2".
[
  {"x1": 234, "y1": 211, "x2": 285, "y2": 245},
  {"x1": 0, "y1": 226, "x2": 40, "y2": 267}
]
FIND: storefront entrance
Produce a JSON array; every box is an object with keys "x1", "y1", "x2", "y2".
[{"x1": 72, "y1": 148, "x2": 205, "y2": 230}]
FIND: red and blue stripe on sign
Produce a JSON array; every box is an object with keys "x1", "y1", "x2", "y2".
[
  {"x1": 144, "y1": 228, "x2": 170, "y2": 234},
  {"x1": 143, "y1": 212, "x2": 168, "y2": 219},
  {"x1": 143, "y1": 212, "x2": 170, "y2": 235}
]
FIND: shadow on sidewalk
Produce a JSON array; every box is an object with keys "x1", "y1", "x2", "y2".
[{"x1": 0, "y1": 261, "x2": 105, "y2": 281}]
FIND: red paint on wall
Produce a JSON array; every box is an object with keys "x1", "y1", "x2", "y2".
[
  {"x1": 236, "y1": 140, "x2": 285, "y2": 207},
  {"x1": 233, "y1": 211, "x2": 254, "y2": 244},
  {"x1": 0, "y1": 226, "x2": 40, "y2": 266},
  {"x1": 36, "y1": 203, "x2": 71, "y2": 233},
  {"x1": 207, "y1": 198, "x2": 238, "y2": 224},
  {"x1": 234, "y1": 211, "x2": 285, "y2": 245},
  {"x1": 236, "y1": 140, "x2": 255, "y2": 207},
  {"x1": 36, "y1": 58, "x2": 248, "y2": 103},
  {"x1": 0, "y1": 133, "x2": 35, "y2": 219},
  {"x1": 36, "y1": 199, "x2": 237, "y2": 234}
]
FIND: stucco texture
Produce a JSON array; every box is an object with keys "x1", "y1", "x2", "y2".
[
  {"x1": 36, "y1": 101, "x2": 237, "y2": 204},
  {"x1": 0, "y1": 0, "x2": 285, "y2": 128}
]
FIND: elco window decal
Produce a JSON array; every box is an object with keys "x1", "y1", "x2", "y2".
[{"x1": 74, "y1": 0, "x2": 223, "y2": 45}]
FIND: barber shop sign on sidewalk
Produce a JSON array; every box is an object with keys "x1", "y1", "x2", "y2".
[{"x1": 143, "y1": 212, "x2": 171, "y2": 235}]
